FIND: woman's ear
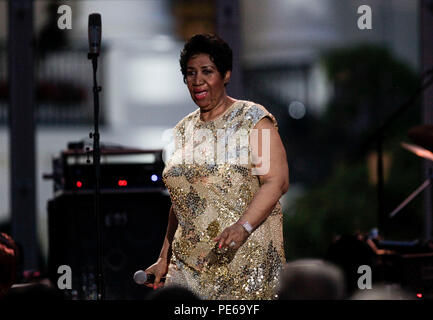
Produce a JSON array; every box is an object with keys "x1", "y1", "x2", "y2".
[{"x1": 223, "y1": 70, "x2": 232, "y2": 85}]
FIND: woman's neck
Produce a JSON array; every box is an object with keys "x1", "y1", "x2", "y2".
[{"x1": 200, "y1": 96, "x2": 236, "y2": 122}]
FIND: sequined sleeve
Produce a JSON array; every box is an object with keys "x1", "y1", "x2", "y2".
[
  {"x1": 244, "y1": 104, "x2": 279, "y2": 132},
  {"x1": 172, "y1": 110, "x2": 199, "y2": 152}
]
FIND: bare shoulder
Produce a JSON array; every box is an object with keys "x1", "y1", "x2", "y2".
[{"x1": 253, "y1": 116, "x2": 276, "y2": 129}]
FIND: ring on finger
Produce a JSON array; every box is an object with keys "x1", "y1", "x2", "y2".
[{"x1": 229, "y1": 241, "x2": 236, "y2": 248}]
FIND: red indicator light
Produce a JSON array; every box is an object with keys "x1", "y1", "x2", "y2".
[
  {"x1": 76, "y1": 181, "x2": 82, "y2": 188},
  {"x1": 118, "y1": 180, "x2": 127, "y2": 187},
  {"x1": 417, "y1": 293, "x2": 422, "y2": 298}
]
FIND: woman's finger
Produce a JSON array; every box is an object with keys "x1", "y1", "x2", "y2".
[
  {"x1": 216, "y1": 230, "x2": 228, "y2": 247},
  {"x1": 143, "y1": 268, "x2": 154, "y2": 287},
  {"x1": 153, "y1": 275, "x2": 161, "y2": 289},
  {"x1": 224, "y1": 236, "x2": 234, "y2": 247},
  {"x1": 222, "y1": 236, "x2": 237, "y2": 249},
  {"x1": 218, "y1": 232, "x2": 229, "y2": 248}
]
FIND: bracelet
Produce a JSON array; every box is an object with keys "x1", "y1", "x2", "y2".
[{"x1": 237, "y1": 220, "x2": 253, "y2": 234}]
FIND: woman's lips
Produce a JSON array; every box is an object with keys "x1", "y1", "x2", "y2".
[{"x1": 194, "y1": 91, "x2": 208, "y2": 100}]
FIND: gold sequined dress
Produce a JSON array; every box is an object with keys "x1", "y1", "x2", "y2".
[{"x1": 162, "y1": 100, "x2": 285, "y2": 300}]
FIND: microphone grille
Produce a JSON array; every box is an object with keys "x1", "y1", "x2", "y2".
[
  {"x1": 133, "y1": 270, "x2": 147, "y2": 285},
  {"x1": 89, "y1": 13, "x2": 101, "y2": 27}
]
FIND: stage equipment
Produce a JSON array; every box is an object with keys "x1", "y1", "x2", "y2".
[
  {"x1": 47, "y1": 190, "x2": 170, "y2": 300},
  {"x1": 389, "y1": 125, "x2": 433, "y2": 219},
  {"x1": 44, "y1": 142, "x2": 166, "y2": 193},
  {"x1": 401, "y1": 142, "x2": 433, "y2": 162},
  {"x1": 326, "y1": 233, "x2": 433, "y2": 299},
  {"x1": 358, "y1": 124, "x2": 433, "y2": 298},
  {"x1": 408, "y1": 124, "x2": 433, "y2": 154},
  {"x1": 45, "y1": 144, "x2": 170, "y2": 300}
]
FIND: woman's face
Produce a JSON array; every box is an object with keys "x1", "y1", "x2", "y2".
[{"x1": 186, "y1": 53, "x2": 231, "y2": 111}]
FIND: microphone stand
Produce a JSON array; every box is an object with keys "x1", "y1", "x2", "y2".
[{"x1": 88, "y1": 52, "x2": 104, "y2": 300}]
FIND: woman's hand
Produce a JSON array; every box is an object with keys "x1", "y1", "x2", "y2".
[
  {"x1": 213, "y1": 222, "x2": 250, "y2": 250},
  {"x1": 144, "y1": 257, "x2": 169, "y2": 289}
]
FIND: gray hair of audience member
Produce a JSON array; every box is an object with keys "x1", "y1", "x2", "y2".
[
  {"x1": 277, "y1": 259, "x2": 346, "y2": 300},
  {"x1": 350, "y1": 284, "x2": 415, "y2": 300}
]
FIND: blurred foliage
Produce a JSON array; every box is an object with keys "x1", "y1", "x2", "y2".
[
  {"x1": 284, "y1": 161, "x2": 376, "y2": 259},
  {"x1": 283, "y1": 44, "x2": 423, "y2": 261}
]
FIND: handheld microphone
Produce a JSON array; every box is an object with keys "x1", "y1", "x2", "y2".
[
  {"x1": 88, "y1": 13, "x2": 101, "y2": 57},
  {"x1": 133, "y1": 270, "x2": 166, "y2": 285}
]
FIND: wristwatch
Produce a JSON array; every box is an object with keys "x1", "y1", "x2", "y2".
[{"x1": 237, "y1": 220, "x2": 253, "y2": 234}]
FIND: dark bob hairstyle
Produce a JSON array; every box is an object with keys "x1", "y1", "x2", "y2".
[{"x1": 179, "y1": 33, "x2": 233, "y2": 85}]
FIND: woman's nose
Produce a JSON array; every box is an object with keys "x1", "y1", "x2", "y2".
[{"x1": 192, "y1": 73, "x2": 203, "y2": 85}]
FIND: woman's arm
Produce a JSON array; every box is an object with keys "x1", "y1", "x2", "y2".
[
  {"x1": 239, "y1": 116, "x2": 289, "y2": 229},
  {"x1": 145, "y1": 204, "x2": 178, "y2": 289},
  {"x1": 214, "y1": 117, "x2": 289, "y2": 249}
]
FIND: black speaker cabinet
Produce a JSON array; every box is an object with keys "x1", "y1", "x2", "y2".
[
  {"x1": 47, "y1": 190, "x2": 170, "y2": 300},
  {"x1": 399, "y1": 253, "x2": 433, "y2": 297}
]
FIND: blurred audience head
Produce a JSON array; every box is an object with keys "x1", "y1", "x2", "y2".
[
  {"x1": 2, "y1": 282, "x2": 66, "y2": 301},
  {"x1": 0, "y1": 233, "x2": 18, "y2": 299},
  {"x1": 350, "y1": 283, "x2": 415, "y2": 300},
  {"x1": 277, "y1": 259, "x2": 346, "y2": 300},
  {"x1": 146, "y1": 284, "x2": 200, "y2": 300},
  {"x1": 325, "y1": 234, "x2": 376, "y2": 296}
]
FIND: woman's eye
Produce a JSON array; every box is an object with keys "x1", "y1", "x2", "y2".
[
  {"x1": 203, "y1": 69, "x2": 212, "y2": 75},
  {"x1": 186, "y1": 71, "x2": 196, "y2": 76}
]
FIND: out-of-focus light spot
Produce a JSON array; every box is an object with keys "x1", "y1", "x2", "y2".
[
  {"x1": 288, "y1": 101, "x2": 306, "y2": 119},
  {"x1": 76, "y1": 181, "x2": 82, "y2": 188},
  {"x1": 118, "y1": 180, "x2": 128, "y2": 187},
  {"x1": 417, "y1": 293, "x2": 423, "y2": 298},
  {"x1": 151, "y1": 174, "x2": 158, "y2": 182}
]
